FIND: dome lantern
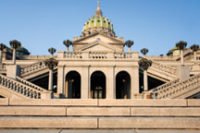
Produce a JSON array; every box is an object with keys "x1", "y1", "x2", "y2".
[{"x1": 95, "y1": 1, "x2": 103, "y2": 17}]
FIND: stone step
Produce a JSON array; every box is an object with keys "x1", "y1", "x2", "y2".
[
  {"x1": 1, "y1": 98, "x2": 200, "y2": 107},
  {"x1": 0, "y1": 106, "x2": 200, "y2": 117},
  {"x1": 0, "y1": 116, "x2": 199, "y2": 129}
]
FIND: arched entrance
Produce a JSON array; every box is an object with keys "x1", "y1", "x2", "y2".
[
  {"x1": 65, "y1": 71, "x2": 81, "y2": 99},
  {"x1": 90, "y1": 71, "x2": 106, "y2": 99},
  {"x1": 116, "y1": 71, "x2": 131, "y2": 99}
]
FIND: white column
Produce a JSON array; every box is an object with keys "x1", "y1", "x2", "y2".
[
  {"x1": 106, "y1": 67, "x2": 115, "y2": 99},
  {"x1": 81, "y1": 66, "x2": 90, "y2": 99},
  {"x1": 181, "y1": 50, "x2": 184, "y2": 65},
  {"x1": 57, "y1": 66, "x2": 64, "y2": 95},
  {"x1": 144, "y1": 70, "x2": 148, "y2": 91},
  {"x1": 12, "y1": 48, "x2": 16, "y2": 64},
  {"x1": 48, "y1": 69, "x2": 53, "y2": 91}
]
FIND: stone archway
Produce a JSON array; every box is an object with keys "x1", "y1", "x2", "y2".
[
  {"x1": 90, "y1": 71, "x2": 106, "y2": 99},
  {"x1": 116, "y1": 71, "x2": 131, "y2": 99},
  {"x1": 65, "y1": 71, "x2": 81, "y2": 99}
]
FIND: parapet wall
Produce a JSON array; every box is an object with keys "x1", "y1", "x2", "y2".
[{"x1": 0, "y1": 98, "x2": 200, "y2": 129}]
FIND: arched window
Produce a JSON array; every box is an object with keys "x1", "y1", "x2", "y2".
[
  {"x1": 116, "y1": 71, "x2": 131, "y2": 99},
  {"x1": 65, "y1": 71, "x2": 81, "y2": 99},
  {"x1": 90, "y1": 71, "x2": 106, "y2": 99}
]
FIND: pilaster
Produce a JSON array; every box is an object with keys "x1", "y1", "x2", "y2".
[
  {"x1": 57, "y1": 66, "x2": 65, "y2": 95},
  {"x1": 106, "y1": 66, "x2": 115, "y2": 99},
  {"x1": 81, "y1": 66, "x2": 90, "y2": 99}
]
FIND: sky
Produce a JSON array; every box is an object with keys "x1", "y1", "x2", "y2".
[{"x1": 0, "y1": 0, "x2": 200, "y2": 56}]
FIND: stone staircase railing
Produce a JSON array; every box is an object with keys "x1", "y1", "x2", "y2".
[
  {"x1": 150, "y1": 74, "x2": 200, "y2": 99},
  {"x1": 150, "y1": 61, "x2": 177, "y2": 76},
  {"x1": 20, "y1": 61, "x2": 47, "y2": 77},
  {"x1": 0, "y1": 74, "x2": 48, "y2": 99},
  {"x1": 16, "y1": 76, "x2": 47, "y2": 92},
  {"x1": 149, "y1": 78, "x2": 180, "y2": 95}
]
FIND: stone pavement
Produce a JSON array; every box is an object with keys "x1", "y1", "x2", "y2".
[{"x1": 0, "y1": 130, "x2": 200, "y2": 133}]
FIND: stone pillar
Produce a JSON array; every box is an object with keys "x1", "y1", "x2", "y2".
[
  {"x1": 106, "y1": 67, "x2": 115, "y2": 99},
  {"x1": 81, "y1": 66, "x2": 90, "y2": 99},
  {"x1": 143, "y1": 70, "x2": 148, "y2": 91},
  {"x1": 41, "y1": 91, "x2": 52, "y2": 99},
  {"x1": 2, "y1": 49, "x2": 6, "y2": 61},
  {"x1": 194, "y1": 51, "x2": 197, "y2": 61},
  {"x1": 128, "y1": 47, "x2": 131, "y2": 52},
  {"x1": 176, "y1": 65, "x2": 190, "y2": 81},
  {"x1": 0, "y1": 50, "x2": 2, "y2": 63},
  {"x1": 6, "y1": 64, "x2": 19, "y2": 79},
  {"x1": 66, "y1": 47, "x2": 69, "y2": 51},
  {"x1": 57, "y1": 66, "x2": 64, "y2": 95},
  {"x1": 12, "y1": 48, "x2": 16, "y2": 64},
  {"x1": 130, "y1": 67, "x2": 140, "y2": 99},
  {"x1": 181, "y1": 50, "x2": 184, "y2": 65},
  {"x1": 48, "y1": 69, "x2": 53, "y2": 91}
]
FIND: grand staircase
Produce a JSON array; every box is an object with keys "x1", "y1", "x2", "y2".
[
  {"x1": 147, "y1": 61, "x2": 177, "y2": 82},
  {"x1": 0, "y1": 74, "x2": 50, "y2": 99},
  {"x1": 150, "y1": 74, "x2": 200, "y2": 99}
]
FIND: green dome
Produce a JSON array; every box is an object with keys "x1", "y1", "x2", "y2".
[
  {"x1": 81, "y1": 2, "x2": 115, "y2": 37},
  {"x1": 83, "y1": 16, "x2": 114, "y2": 32}
]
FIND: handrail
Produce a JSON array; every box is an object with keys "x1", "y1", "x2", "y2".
[
  {"x1": 150, "y1": 61, "x2": 177, "y2": 76},
  {"x1": 150, "y1": 79, "x2": 180, "y2": 93},
  {"x1": 20, "y1": 61, "x2": 47, "y2": 76},
  {"x1": 151, "y1": 74, "x2": 200, "y2": 99},
  {"x1": 0, "y1": 74, "x2": 42, "y2": 99},
  {"x1": 16, "y1": 76, "x2": 47, "y2": 92}
]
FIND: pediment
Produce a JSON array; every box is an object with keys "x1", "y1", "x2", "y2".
[
  {"x1": 79, "y1": 40, "x2": 115, "y2": 52},
  {"x1": 73, "y1": 33, "x2": 123, "y2": 44},
  {"x1": 72, "y1": 33, "x2": 124, "y2": 52}
]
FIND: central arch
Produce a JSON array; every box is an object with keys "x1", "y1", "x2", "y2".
[
  {"x1": 116, "y1": 71, "x2": 131, "y2": 99},
  {"x1": 65, "y1": 71, "x2": 81, "y2": 99},
  {"x1": 90, "y1": 71, "x2": 106, "y2": 99}
]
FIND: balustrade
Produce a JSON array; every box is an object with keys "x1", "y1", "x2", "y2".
[
  {"x1": 64, "y1": 51, "x2": 82, "y2": 59},
  {"x1": 151, "y1": 62, "x2": 177, "y2": 75},
  {"x1": 59, "y1": 51, "x2": 138, "y2": 60},
  {"x1": 151, "y1": 74, "x2": 200, "y2": 99},
  {"x1": 89, "y1": 52, "x2": 107, "y2": 59},
  {"x1": 20, "y1": 61, "x2": 47, "y2": 76},
  {"x1": 16, "y1": 76, "x2": 47, "y2": 92},
  {"x1": 0, "y1": 74, "x2": 42, "y2": 99}
]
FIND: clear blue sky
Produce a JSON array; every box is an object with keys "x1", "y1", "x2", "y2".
[{"x1": 0, "y1": 0, "x2": 200, "y2": 55}]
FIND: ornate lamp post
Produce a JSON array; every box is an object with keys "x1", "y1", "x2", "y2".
[
  {"x1": 176, "y1": 41, "x2": 187, "y2": 65},
  {"x1": 0, "y1": 43, "x2": 6, "y2": 63},
  {"x1": 9, "y1": 40, "x2": 21, "y2": 64},
  {"x1": 139, "y1": 58, "x2": 152, "y2": 91},
  {"x1": 124, "y1": 40, "x2": 134, "y2": 52},
  {"x1": 140, "y1": 48, "x2": 149, "y2": 56},
  {"x1": 44, "y1": 58, "x2": 58, "y2": 91},
  {"x1": 190, "y1": 44, "x2": 199, "y2": 61},
  {"x1": 48, "y1": 47, "x2": 56, "y2": 56},
  {"x1": 63, "y1": 40, "x2": 72, "y2": 51}
]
